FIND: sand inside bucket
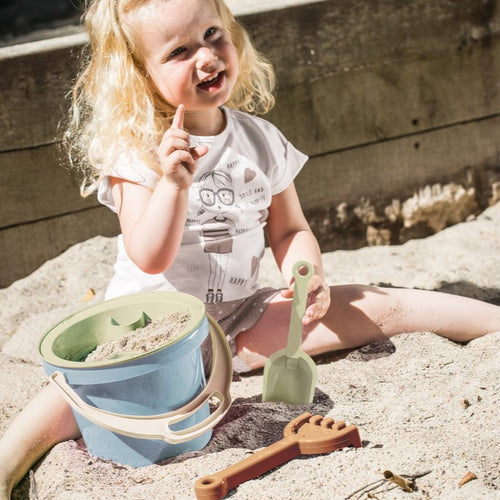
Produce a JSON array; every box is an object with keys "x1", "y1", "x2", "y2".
[{"x1": 85, "y1": 311, "x2": 192, "y2": 362}]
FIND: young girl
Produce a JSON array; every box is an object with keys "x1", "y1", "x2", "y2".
[{"x1": 1, "y1": 0, "x2": 499, "y2": 497}]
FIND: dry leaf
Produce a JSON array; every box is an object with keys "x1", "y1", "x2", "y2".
[
  {"x1": 458, "y1": 471, "x2": 477, "y2": 487},
  {"x1": 82, "y1": 288, "x2": 96, "y2": 302}
]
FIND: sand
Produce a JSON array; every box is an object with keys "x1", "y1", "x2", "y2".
[
  {"x1": 85, "y1": 311, "x2": 192, "y2": 362},
  {"x1": 1, "y1": 202, "x2": 499, "y2": 500}
]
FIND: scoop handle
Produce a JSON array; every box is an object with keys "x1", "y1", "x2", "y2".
[
  {"x1": 194, "y1": 437, "x2": 299, "y2": 500},
  {"x1": 286, "y1": 260, "x2": 314, "y2": 357}
]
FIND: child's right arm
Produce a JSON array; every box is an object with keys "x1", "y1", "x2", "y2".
[{"x1": 110, "y1": 105, "x2": 207, "y2": 274}]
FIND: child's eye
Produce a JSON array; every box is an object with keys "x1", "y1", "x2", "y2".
[
  {"x1": 168, "y1": 46, "x2": 186, "y2": 59},
  {"x1": 204, "y1": 27, "x2": 218, "y2": 39}
]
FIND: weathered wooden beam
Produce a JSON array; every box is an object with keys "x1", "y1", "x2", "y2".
[
  {"x1": 0, "y1": 34, "x2": 84, "y2": 151},
  {"x1": 295, "y1": 116, "x2": 500, "y2": 210},
  {"x1": 0, "y1": 206, "x2": 119, "y2": 288},
  {"x1": 269, "y1": 37, "x2": 500, "y2": 155},
  {"x1": 0, "y1": 142, "x2": 97, "y2": 228}
]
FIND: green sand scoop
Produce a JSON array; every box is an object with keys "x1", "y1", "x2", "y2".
[{"x1": 262, "y1": 260, "x2": 318, "y2": 404}]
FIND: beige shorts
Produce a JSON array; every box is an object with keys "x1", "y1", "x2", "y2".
[{"x1": 203, "y1": 287, "x2": 280, "y2": 374}]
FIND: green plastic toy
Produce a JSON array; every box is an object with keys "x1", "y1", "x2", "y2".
[{"x1": 262, "y1": 260, "x2": 318, "y2": 404}]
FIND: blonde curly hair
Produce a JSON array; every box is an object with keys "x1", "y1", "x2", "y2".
[{"x1": 64, "y1": 0, "x2": 275, "y2": 196}]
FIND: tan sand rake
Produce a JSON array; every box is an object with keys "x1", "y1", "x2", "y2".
[{"x1": 194, "y1": 412, "x2": 362, "y2": 499}]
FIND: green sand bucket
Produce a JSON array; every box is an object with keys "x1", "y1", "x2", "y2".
[{"x1": 38, "y1": 291, "x2": 232, "y2": 467}]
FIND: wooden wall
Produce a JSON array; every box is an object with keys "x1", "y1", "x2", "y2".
[
  {"x1": 259, "y1": 0, "x2": 500, "y2": 207},
  {"x1": 1, "y1": 0, "x2": 500, "y2": 287}
]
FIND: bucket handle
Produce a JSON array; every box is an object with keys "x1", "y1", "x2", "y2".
[{"x1": 49, "y1": 314, "x2": 232, "y2": 444}]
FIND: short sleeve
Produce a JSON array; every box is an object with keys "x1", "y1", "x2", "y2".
[
  {"x1": 271, "y1": 138, "x2": 308, "y2": 195},
  {"x1": 97, "y1": 151, "x2": 160, "y2": 212},
  {"x1": 268, "y1": 128, "x2": 308, "y2": 195}
]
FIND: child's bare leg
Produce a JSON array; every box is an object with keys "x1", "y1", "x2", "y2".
[
  {"x1": 236, "y1": 285, "x2": 500, "y2": 370},
  {"x1": 0, "y1": 383, "x2": 80, "y2": 499}
]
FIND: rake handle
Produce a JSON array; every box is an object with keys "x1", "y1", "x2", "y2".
[{"x1": 194, "y1": 437, "x2": 300, "y2": 500}]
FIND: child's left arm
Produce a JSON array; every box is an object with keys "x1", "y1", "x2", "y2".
[{"x1": 266, "y1": 182, "x2": 331, "y2": 325}]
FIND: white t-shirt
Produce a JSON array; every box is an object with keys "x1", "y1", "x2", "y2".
[{"x1": 98, "y1": 107, "x2": 308, "y2": 301}]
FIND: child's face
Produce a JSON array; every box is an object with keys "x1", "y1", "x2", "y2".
[{"x1": 133, "y1": 0, "x2": 239, "y2": 114}]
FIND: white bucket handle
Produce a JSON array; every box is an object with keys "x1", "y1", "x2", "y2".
[{"x1": 49, "y1": 314, "x2": 232, "y2": 444}]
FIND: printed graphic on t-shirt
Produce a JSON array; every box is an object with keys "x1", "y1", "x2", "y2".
[{"x1": 190, "y1": 147, "x2": 271, "y2": 303}]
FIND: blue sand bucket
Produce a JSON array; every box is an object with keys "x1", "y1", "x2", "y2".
[{"x1": 38, "y1": 292, "x2": 232, "y2": 468}]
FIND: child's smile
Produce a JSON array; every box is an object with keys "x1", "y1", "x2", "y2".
[{"x1": 198, "y1": 72, "x2": 224, "y2": 92}]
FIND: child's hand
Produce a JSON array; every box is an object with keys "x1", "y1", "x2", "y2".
[
  {"x1": 281, "y1": 274, "x2": 331, "y2": 326},
  {"x1": 158, "y1": 104, "x2": 208, "y2": 190}
]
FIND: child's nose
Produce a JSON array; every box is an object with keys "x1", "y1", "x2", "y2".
[{"x1": 196, "y1": 47, "x2": 218, "y2": 71}]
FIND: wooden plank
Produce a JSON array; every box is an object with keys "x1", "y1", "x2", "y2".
[
  {"x1": 226, "y1": 0, "x2": 329, "y2": 16},
  {"x1": 0, "y1": 143, "x2": 99, "y2": 228},
  {"x1": 0, "y1": 35, "x2": 82, "y2": 151},
  {"x1": 242, "y1": 0, "x2": 500, "y2": 86},
  {"x1": 295, "y1": 116, "x2": 500, "y2": 211},
  {"x1": 1, "y1": 0, "x2": 499, "y2": 152},
  {"x1": 0, "y1": 206, "x2": 119, "y2": 288},
  {"x1": 267, "y1": 36, "x2": 500, "y2": 155}
]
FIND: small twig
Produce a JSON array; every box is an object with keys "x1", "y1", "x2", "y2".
[
  {"x1": 344, "y1": 470, "x2": 432, "y2": 499},
  {"x1": 344, "y1": 479, "x2": 385, "y2": 499},
  {"x1": 29, "y1": 470, "x2": 39, "y2": 500},
  {"x1": 402, "y1": 470, "x2": 432, "y2": 480},
  {"x1": 383, "y1": 470, "x2": 415, "y2": 492}
]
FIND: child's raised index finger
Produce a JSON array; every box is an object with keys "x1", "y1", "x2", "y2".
[{"x1": 172, "y1": 104, "x2": 185, "y2": 130}]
